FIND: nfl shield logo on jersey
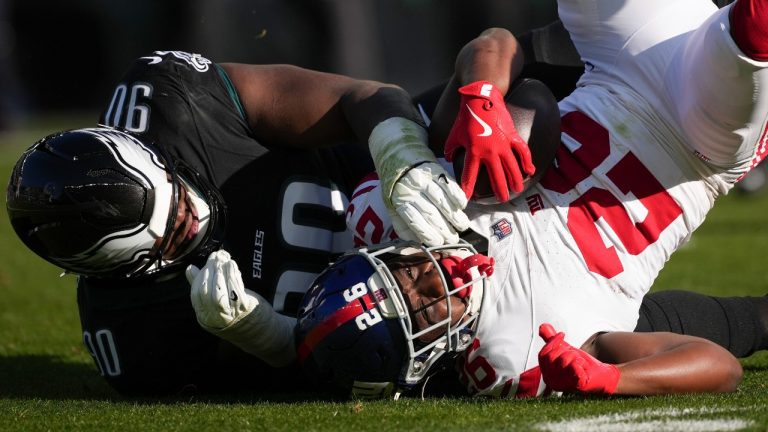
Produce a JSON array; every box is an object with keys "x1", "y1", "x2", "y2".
[{"x1": 491, "y1": 218, "x2": 513, "y2": 241}]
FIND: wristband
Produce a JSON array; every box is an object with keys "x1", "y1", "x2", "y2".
[{"x1": 368, "y1": 117, "x2": 433, "y2": 204}]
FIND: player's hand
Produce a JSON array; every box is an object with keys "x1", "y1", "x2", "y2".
[
  {"x1": 186, "y1": 250, "x2": 259, "y2": 331},
  {"x1": 538, "y1": 323, "x2": 621, "y2": 395},
  {"x1": 389, "y1": 162, "x2": 471, "y2": 245},
  {"x1": 444, "y1": 81, "x2": 535, "y2": 202},
  {"x1": 369, "y1": 117, "x2": 469, "y2": 246}
]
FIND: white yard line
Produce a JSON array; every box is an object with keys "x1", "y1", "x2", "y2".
[{"x1": 535, "y1": 406, "x2": 759, "y2": 432}]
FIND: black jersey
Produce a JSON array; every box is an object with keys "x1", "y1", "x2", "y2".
[{"x1": 77, "y1": 51, "x2": 374, "y2": 395}]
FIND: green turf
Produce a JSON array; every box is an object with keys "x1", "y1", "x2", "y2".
[{"x1": 1, "y1": 117, "x2": 768, "y2": 431}]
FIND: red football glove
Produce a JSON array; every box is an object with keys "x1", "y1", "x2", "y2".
[
  {"x1": 538, "y1": 323, "x2": 621, "y2": 395},
  {"x1": 444, "y1": 81, "x2": 535, "y2": 202}
]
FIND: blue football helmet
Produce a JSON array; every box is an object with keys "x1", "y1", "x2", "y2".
[{"x1": 295, "y1": 240, "x2": 490, "y2": 398}]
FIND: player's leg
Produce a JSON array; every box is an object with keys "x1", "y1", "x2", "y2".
[
  {"x1": 555, "y1": 0, "x2": 715, "y2": 89},
  {"x1": 664, "y1": 1, "x2": 768, "y2": 172},
  {"x1": 77, "y1": 279, "x2": 222, "y2": 395},
  {"x1": 636, "y1": 290, "x2": 768, "y2": 358},
  {"x1": 77, "y1": 275, "x2": 302, "y2": 396}
]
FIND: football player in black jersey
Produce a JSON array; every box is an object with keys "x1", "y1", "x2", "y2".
[{"x1": 7, "y1": 50, "x2": 472, "y2": 396}]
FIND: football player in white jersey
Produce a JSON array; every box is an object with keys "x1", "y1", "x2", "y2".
[
  {"x1": 450, "y1": 0, "x2": 768, "y2": 397},
  {"x1": 295, "y1": 0, "x2": 768, "y2": 398}
]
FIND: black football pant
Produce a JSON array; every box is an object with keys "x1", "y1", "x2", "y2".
[{"x1": 636, "y1": 290, "x2": 768, "y2": 358}]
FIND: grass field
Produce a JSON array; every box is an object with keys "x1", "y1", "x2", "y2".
[{"x1": 1, "y1": 117, "x2": 768, "y2": 431}]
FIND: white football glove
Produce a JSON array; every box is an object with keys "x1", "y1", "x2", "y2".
[
  {"x1": 369, "y1": 117, "x2": 470, "y2": 246},
  {"x1": 186, "y1": 250, "x2": 296, "y2": 367},
  {"x1": 188, "y1": 250, "x2": 255, "y2": 330}
]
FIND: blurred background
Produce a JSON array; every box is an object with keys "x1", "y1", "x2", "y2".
[
  {"x1": 0, "y1": 0, "x2": 560, "y2": 129},
  {"x1": 1, "y1": 0, "x2": 760, "y2": 191}
]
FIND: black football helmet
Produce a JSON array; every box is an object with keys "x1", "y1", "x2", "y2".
[{"x1": 5, "y1": 127, "x2": 226, "y2": 278}]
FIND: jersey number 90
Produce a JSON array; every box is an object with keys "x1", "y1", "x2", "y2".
[
  {"x1": 274, "y1": 178, "x2": 352, "y2": 314},
  {"x1": 102, "y1": 83, "x2": 153, "y2": 133}
]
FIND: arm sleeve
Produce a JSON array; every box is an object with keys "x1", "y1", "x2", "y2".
[
  {"x1": 205, "y1": 290, "x2": 297, "y2": 367},
  {"x1": 519, "y1": 20, "x2": 583, "y2": 67}
]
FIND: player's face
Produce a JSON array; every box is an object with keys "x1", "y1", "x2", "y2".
[
  {"x1": 154, "y1": 183, "x2": 200, "y2": 259},
  {"x1": 389, "y1": 253, "x2": 467, "y2": 343}
]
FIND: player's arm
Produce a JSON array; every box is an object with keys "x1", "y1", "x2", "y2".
[
  {"x1": 586, "y1": 331, "x2": 743, "y2": 395},
  {"x1": 222, "y1": 62, "x2": 469, "y2": 246},
  {"x1": 538, "y1": 324, "x2": 742, "y2": 395},
  {"x1": 187, "y1": 250, "x2": 297, "y2": 367},
  {"x1": 220, "y1": 63, "x2": 420, "y2": 150},
  {"x1": 429, "y1": 27, "x2": 535, "y2": 202},
  {"x1": 431, "y1": 27, "x2": 525, "y2": 150}
]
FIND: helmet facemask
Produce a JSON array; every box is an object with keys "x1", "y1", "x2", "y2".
[{"x1": 351, "y1": 241, "x2": 491, "y2": 388}]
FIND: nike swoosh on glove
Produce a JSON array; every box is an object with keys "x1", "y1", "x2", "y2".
[
  {"x1": 445, "y1": 81, "x2": 535, "y2": 202},
  {"x1": 369, "y1": 117, "x2": 469, "y2": 246},
  {"x1": 538, "y1": 323, "x2": 621, "y2": 395}
]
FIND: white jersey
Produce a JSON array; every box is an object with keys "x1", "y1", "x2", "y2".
[{"x1": 459, "y1": 0, "x2": 768, "y2": 398}]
